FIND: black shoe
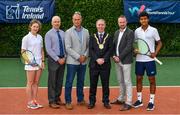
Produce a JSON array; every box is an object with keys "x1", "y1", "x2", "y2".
[
  {"x1": 104, "y1": 103, "x2": 111, "y2": 109},
  {"x1": 146, "y1": 102, "x2": 155, "y2": 111},
  {"x1": 120, "y1": 103, "x2": 132, "y2": 111},
  {"x1": 88, "y1": 104, "x2": 95, "y2": 109},
  {"x1": 110, "y1": 99, "x2": 125, "y2": 105},
  {"x1": 133, "y1": 100, "x2": 143, "y2": 108}
]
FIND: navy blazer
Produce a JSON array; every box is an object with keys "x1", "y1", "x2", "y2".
[{"x1": 89, "y1": 32, "x2": 113, "y2": 68}]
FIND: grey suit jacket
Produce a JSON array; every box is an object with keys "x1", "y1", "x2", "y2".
[
  {"x1": 65, "y1": 26, "x2": 89, "y2": 65},
  {"x1": 113, "y1": 28, "x2": 134, "y2": 64}
]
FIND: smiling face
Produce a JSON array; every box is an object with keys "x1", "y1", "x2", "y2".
[
  {"x1": 29, "y1": 19, "x2": 41, "y2": 35},
  {"x1": 51, "y1": 16, "x2": 61, "y2": 30},
  {"x1": 30, "y1": 23, "x2": 40, "y2": 35},
  {"x1": 96, "y1": 19, "x2": 106, "y2": 33},
  {"x1": 72, "y1": 14, "x2": 82, "y2": 28},
  {"x1": 118, "y1": 17, "x2": 127, "y2": 30},
  {"x1": 139, "y1": 16, "x2": 149, "y2": 27}
]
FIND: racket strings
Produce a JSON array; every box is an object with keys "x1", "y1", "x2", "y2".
[
  {"x1": 21, "y1": 51, "x2": 36, "y2": 64},
  {"x1": 137, "y1": 40, "x2": 149, "y2": 55}
]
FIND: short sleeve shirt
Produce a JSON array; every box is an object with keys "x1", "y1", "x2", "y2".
[
  {"x1": 134, "y1": 26, "x2": 160, "y2": 62},
  {"x1": 21, "y1": 32, "x2": 43, "y2": 61}
]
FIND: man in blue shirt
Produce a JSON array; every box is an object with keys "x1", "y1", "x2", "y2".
[
  {"x1": 45, "y1": 16, "x2": 66, "y2": 109},
  {"x1": 64, "y1": 12, "x2": 89, "y2": 110}
]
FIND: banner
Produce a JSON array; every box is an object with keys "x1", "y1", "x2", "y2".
[
  {"x1": 123, "y1": 0, "x2": 180, "y2": 23},
  {"x1": 0, "y1": 0, "x2": 55, "y2": 23}
]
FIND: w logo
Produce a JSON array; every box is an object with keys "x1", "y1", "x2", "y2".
[{"x1": 129, "y1": 5, "x2": 145, "y2": 16}]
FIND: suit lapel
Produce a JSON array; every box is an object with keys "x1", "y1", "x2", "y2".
[
  {"x1": 119, "y1": 28, "x2": 128, "y2": 47},
  {"x1": 115, "y1": 31, "x2": 120, "y2": 47}
]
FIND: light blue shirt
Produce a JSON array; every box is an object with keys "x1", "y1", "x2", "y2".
[
  {"x1": 74, "y1": 26, "x2": 83, "y2": 44},
  {"x1": 45, "y1": 28, "x2": 65, "y2": 61}
]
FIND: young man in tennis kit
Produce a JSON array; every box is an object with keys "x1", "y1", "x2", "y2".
[{"x1": 133, "y1": 11, "x2": 162, "y2": 111}]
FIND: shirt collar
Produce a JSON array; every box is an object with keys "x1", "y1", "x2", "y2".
[
  {"x1": 29, "y1": 32, "x2": 37, "y2": 38},
  {"x1": 119, "y1": 27, "x2": 127, "y2": 33},
  {"x1": 98, "y1": 32, "x2": 105, "y2": 36},
  {"x1": 52, "y1": 28, "x2": 60, "y2": 32},
  {"x1": 73, "y1": 26, "x2": 83, "y2": 32},
  {"x1": 140, "y1": 25, "x2": 150, "y2": 32}
]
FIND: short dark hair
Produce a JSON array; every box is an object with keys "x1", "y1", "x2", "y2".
[{"x1": 139, "y1": 11, "x2": 149, "y2": 19}]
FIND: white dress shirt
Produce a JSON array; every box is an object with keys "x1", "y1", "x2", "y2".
[{"x1": 116, "y1": 28, "x2": 126, "y2": 56}]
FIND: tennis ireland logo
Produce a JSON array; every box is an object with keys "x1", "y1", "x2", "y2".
[
  {"x1": 5, "y1": 3, "x2": 45, "y2": 20},
  {"x1": 6, "y1": 4, "x2": 20, "y2": 19},
  {"x1": 129, "y1": 5, "x2": 146, "y2": 16}
]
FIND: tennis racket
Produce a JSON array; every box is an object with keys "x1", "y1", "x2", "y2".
[
  {"x1": 134, "y1": 38, "x2": 163, "y2": 65},
  {"x1": 21, "y1": 50, "x2": 41, "y2": 67}
]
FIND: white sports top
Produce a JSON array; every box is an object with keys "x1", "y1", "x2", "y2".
[
  {"x1": 135, "y1": 26, "x2": 160, "y2": 62},
  {"x1": 21, "y1": 32, "x2": 43, "y2": 70}
]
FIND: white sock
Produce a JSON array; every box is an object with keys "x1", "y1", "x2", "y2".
[
  {"x1": 137, "y1": 92, "x2": 142, "y2": 102},
  {"x1": 149, "y1": 94, "x2": 155, "y2": 104}
]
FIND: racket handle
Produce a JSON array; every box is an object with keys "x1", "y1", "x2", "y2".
[{"x1": 154, "y1": 57, "x2": 163, "y2": 65}]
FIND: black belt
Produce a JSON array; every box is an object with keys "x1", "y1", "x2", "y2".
[{"x1": 58, "y1": 55, "x2": 64, "y2": 58}]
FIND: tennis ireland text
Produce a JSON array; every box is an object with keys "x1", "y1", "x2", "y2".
[{"x1": 6, "y1": 4, "x2": 44, "y2": 20}]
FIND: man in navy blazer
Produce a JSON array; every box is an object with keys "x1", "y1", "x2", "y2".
[{"x1": 88, "y1": 19, "x2": 113, "y2": 109}]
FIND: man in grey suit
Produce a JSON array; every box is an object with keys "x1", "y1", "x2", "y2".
[
  {"x1": 64, "y1": 11, "x2": 89, "y2": 110},
  {"x1": 45, "y1": 16, "x2": 65, "y2": 109},
  {"x1": 111, "y1": 15, "x2": 134, "y2": 111}
]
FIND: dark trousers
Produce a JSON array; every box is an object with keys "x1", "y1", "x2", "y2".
[
  {"x1": 89, "y1": 64, "x2": 110, "y2": 105},
  {"x1": 47, "y1": 56, "x2": 65, "y2": 104}
]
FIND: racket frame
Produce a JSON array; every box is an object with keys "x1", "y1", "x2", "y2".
[
  {"x1": 135, "y1": 38, "x2": 163, "y2": 65},
  {"x1": 21, "y1": 50, "x2": 41, "y2": 67}
]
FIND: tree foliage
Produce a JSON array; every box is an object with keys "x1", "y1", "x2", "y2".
[{"x1": 0, "y1": 0, "x2": 179, "y2": 56}]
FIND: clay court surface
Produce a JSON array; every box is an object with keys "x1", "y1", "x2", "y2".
[{"x1": 0, "y1": 87, "x2": 179, "y2": 114}]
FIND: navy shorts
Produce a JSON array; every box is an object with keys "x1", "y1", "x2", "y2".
[{"x1": 135, "y1": 61, "x2": 156, "y2": 77}]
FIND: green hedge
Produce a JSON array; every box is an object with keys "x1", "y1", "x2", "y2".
[{"x1": 0, "y1": 0, "x2": 180, "y2": 56}]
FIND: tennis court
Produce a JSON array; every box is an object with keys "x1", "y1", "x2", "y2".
[{"x1": 0, "y1": 57, "x2": 180, "y2": 114}]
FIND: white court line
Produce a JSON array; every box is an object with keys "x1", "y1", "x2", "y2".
[{"x1": 0, "y1": 86, "x2": 180, "y2": 89}]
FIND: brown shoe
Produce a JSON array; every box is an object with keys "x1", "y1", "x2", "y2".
[
  {"x1": 65, "y1": 103, "x2": 73, "y2": 110},
  {"x1": 110, "y1": 99, "x2": 125, "y2": 105},
  {"x1": 77, "y1": 100, "x2": 86, "y2": 105},
  {"x1": 120, "y1": 103, "x2": 132, "y2": 111},
  {"x1": 49, "y1": 103, "x2": 60, "y2": 109},
  {"x1": 56, "y1": 100, "x2": 65, "y2": 105},
  {"x1": 104, "y1": 103, "x2": 111, "y2": 109}
]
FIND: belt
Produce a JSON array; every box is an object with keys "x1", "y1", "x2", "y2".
[{"x1": 58, "y1": 55, "x2": 64, "y2": 58}]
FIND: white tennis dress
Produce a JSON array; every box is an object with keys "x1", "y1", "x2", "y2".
[{"x1": 21, "y1": 32, "x2": 43, "y2": 70}]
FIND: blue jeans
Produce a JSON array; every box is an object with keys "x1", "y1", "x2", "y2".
[{"x1": 65, "y1": 64, "x2": 86, "y2": 103}]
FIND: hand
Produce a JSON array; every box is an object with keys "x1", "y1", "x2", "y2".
[
  {"x1": 41, "y1": 62, "x2": 45, "y2": 69},
  {"x1": 113, "y1": 56, "x2": 120, "y2": 63},
  {"x1": 134, "y1": 48, "x2": 139, "y2": 54},
  {"x1": 96, "y1": 58, "x2": 104, "y2": 65},
  {"x1": 79, "y1": 55, "x2": 86, "y2": 63},
  {"x1": 150, "y1": 53, "x2": 156, "y2": 58},
  {"x1": 58, "y1": 58, "x2": 65, "y2": 65}
]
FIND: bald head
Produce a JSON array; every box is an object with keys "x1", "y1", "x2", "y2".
[{"x1": 51, "y1": 16, "x2": 61, "y2": 30}]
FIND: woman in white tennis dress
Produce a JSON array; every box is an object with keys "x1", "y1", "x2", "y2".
[{"x1": 21, "y1": 19, "x2": 45, "y2": 109}]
